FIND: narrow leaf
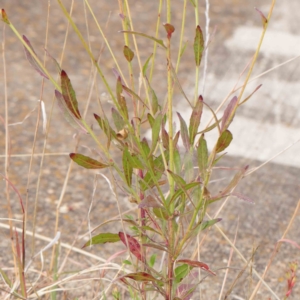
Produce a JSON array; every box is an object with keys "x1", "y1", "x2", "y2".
[
  {"x1": 221, "y1": 96, "x2": 238, "y2": 132},
  {"x1": 150, "y1": 114, "x2": 162, "y2": 154},
  {"x1": 116, "y1": 77, "x2": 128, "y2": 120},
  {"x1": 55, "y1": 90, "x2": 87, "y2": 133},
  {"x1": 255, "y1": 7, "x2": 268, "y2": 28},
  {"x1": 175, "y1": 264, "x2": 190, "y2": 283},
  {"x1": 167, "y1": 170, "x2": 186, "y2": 186},
  {"x1": 123, "y1": 148, "x2": 133, "y2": 186},
  {"x1": 45, "y1": 48, "x2": 61, "y2": 73},
  {"x1": 221, "y1": 165, "x2": 249, "y2": 195},
  {"x1": 216, "y1": 130, "x2": 233, "y2": 153},
  {"x1": 138, "y1": 195, "x2": 161, "y2": 208},
  {"x1": 123, "y1": 272, "x2": 156, "y2": 282},
  {"x1": 112, "y1": 107, "x2": 125, "y2": 131},
  {"x1": 177, "y1": 259, "x2": 216, "y2": 276},
  {"x1": 189, "y1": 95, "x2": 203, "y2": 145},
  {"x1": 1, "y1": 9, "x2": 10, "y2": 24},
  {"x1": 23, "y1": 35, "x2": 49, "y2": 79},
  {"x1": 197, "y1": 134, "x2": 208, "y2": 177},
  {"x1": 61, "y1": 70, "x2": 81, "y2": 119},
  {"x1": 119, "y1": 232, "x2": 142, "y2": 261},
  {"x1": 122, "y1": 85, "x2": 148, "y2": 108},
  {"x1": 70, "y1": 153, "x2": 110, "y2": 169},
  {"x1": 123, "y1": 45, "x2": 134, "y2": 62},
  {"x1": 193, "y1": 25, "x2": 204, "y2": 67},
  {"x1": 177, "y1": 113, "x2": 190, "y2": 151},
  {"x1": 183, "y1": 149, "x2": 194, "y2": 183},
  {"x1": 153, "y1": 207, "x2": 169, "y2": 220},
  {"x1": 142, "y1": 53, "x2": 153, "y2": 77},
  {"x1": 120, "y1": 30, "x2": 166, "y2": 49},
  {"x1": 82, "y1": 233, "x2": 120, "y2": 248},
  {"x1": 189, "y1": 0, "x2": 196, "y2": 8},
  {"x1": 198, "y1": 218, "x2": 222, "y2": 231}
]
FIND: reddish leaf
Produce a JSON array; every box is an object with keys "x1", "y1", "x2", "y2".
[
  {"x1": 221, "y1": 165, "x2": 249, "y2": 195},
  {"x1": 123, "y1": 45, "x2": 134, "y2": 62},
  {"x1": 119, "y1": 232, "x2": 142, "y2": 261},
  {"x1": 221, "y1": 96, "x2": 238, "y2": 132},
  {"x1": 177, "y1": 113, "x2": 190, "y2": 151},
  {"x1": 163, "y1": 23, "x2": 175, "y2": 38},
  {"x1": 177, "y1": 259, "x2": 216, "y2": 276},
  {"x1": 70, "y1": 153, "x2": 110, "y2": 169},
  {"x1": 82, "y1": 233, "x2": 120, "y2": 248},
  {"x1": 55, "y1": 90, "x2": 87, "y2": 133},
  {"x1": 123, "y1": 272, "x2": 156, "y2": 282},
  {"x1": 216, "y1": 130, "x2": 233, "y2": 153},
  {"x1": 116, "y1": 77, "x2": 129, "y2": 119},
  {"x1": 23, "y1": 35, "x2": 49, "y2": 79},
  {"x1": 138, "y1": 195, "x2": 161, "y2": 208},
  {"x1": 61, "y1": 70, "x2": 81, "y2": 119},
  {"x1": 1, "y1": 9, "x2": 10, "y2": 24},
  {"x1": 255, "y1": 7, "x2": 268, "y2": 27},
  {"x1": 194, "y1": 25, "x2": 204, "y2": 67},
  {"x1": 189, "y1": 95, "x2": 203, "y2": 145}
]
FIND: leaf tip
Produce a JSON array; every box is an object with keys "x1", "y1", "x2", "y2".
[{"x1": 1, "y1": 9, "x2": 10, "y2": 24}]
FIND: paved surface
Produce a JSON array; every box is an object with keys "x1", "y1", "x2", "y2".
[{"x1": 0, "y1": 0, "x2": 300, "y2": 299}]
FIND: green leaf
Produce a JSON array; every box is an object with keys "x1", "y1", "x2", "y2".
[
  {"x1": 197, "y1": 218, "x2": 222, "y2": 232},
  {"x1": 82, "y1": 233, "x2": 120, "y2": 248},
  {"x1": 112, "y1": 107, "x2": 125, "y2": 131},
  {"x1": 189, "y1": 95, "x2": 203, "y2": 145},
  {"x1": 169, "y1": 182, "x2": 200, "y2": 206},
  {"x1": 173, "y1": 149, "x2": 181, "y2": 175},
  {"x1": 120, "y1": 30, "x2": 166, "y2": 49},
  {"x1": 124, "y1": 148, "x2": 144, "y2": 169},
  {"x1": 23, "y1": 35, "x2": 49, "y2": 79},
  {"x1": 167, "y1": 170, "x2": 186, "y2": 186},
  {"x1": 149, "y1": 84, "x2": 159, "y2": 115},
  {"x1": 142, "y1": 53, "x2": 153, "y2": 77},
  {"x1": 123, "y1": 45, "x2": 134, "y2": 62},
  {"x1": 61, "y1": 70, "x2": 81, "y2": 119},
  {"x1": 116, "y1": 77, "x2": 129, "y2": 120},
  {"x1": 141, "y1": 138, "x2": 151, "y2": 157},
  {"x1": 183, "y1": 149, "x2": 194, "y2": 183},
  {"x1": 147, "y1": 113, "x2": 155, "y2": 128},
  {"x1": 197, "y1": 134, "x2": 208, "y2": 177},
  {"x1": 94, "y1": 113, "x2": 118, "y2": 148},
  {"x1": 149, "y1": 254, "x2": 157, "y2": 268},
  {"x1": 175, "y1": 264, "x2": 190, "y2": 284},
  {"x1": 177, "y1": 113, "x2": 190, "y2": 151},
  {"x1": 55, "y1": 90, "x2": 87, "y2": 133},
  {"x1": 153, "y1": 207, "x2": 169, "y2": 220},
  {"x1": 179, "y1": 41, "x2": 188, "y2": 59},
  {"x1": 0, "y1": 268, "x2": 11, "y2": 287},
  {"x1": 122, "y1": 84, "x2": 148, "y2": 108},
  {"x1": 123, "y1": 148, "x2": 133, "y2": 186},
  {"x1": 216, "y1": 130, "x2": 233, "y2": 153},
  {"x1": 177, "y1": 259, "x2": 216, "y2": 276},
  {"x1": 70, "y1": 153, "x2": 110, "y2": 169},
  {"x1": 150, "y1": 114, "x2": 162, "y2": 154},
  {"x1": 189, "y1": 0, "x2": 196, "y2": 7},
  {"x1": 193, "y1": 25, "x2": 204, "y2": 67}
]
